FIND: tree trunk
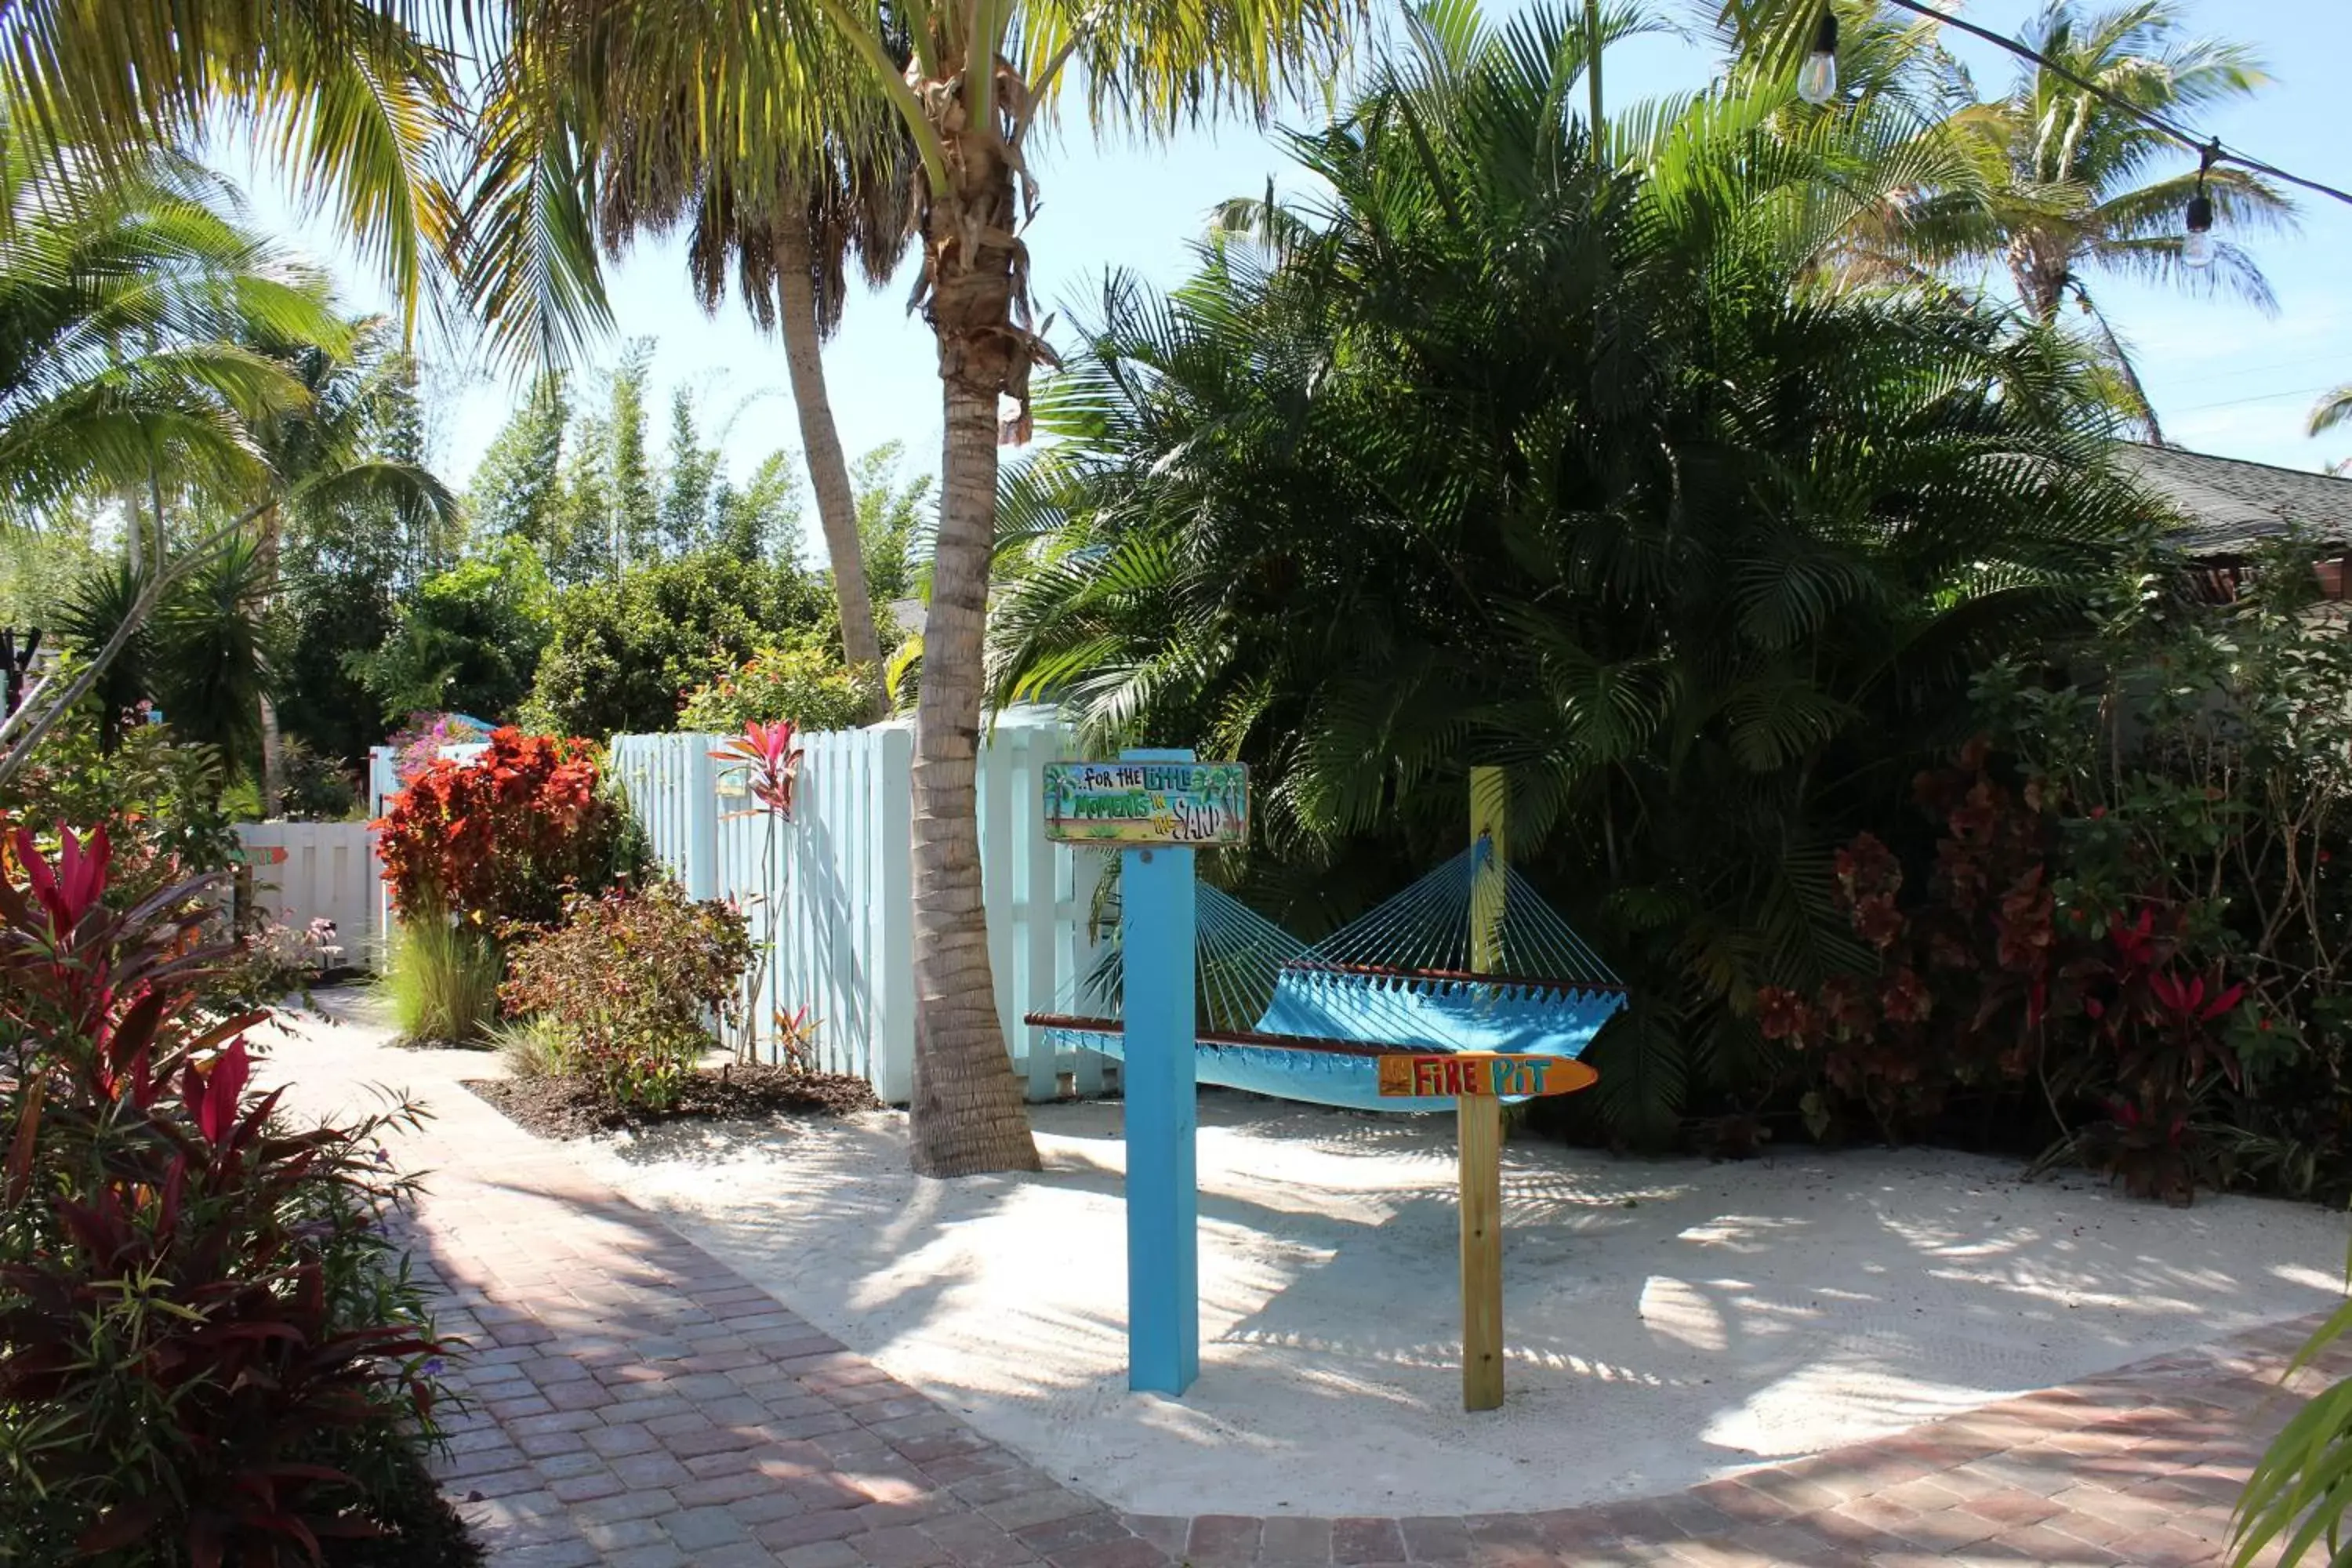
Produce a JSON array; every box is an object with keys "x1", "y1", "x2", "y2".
[
  {"x1": 774, "y1": 223, "x2": 888, "y2": 718},
  {"x1": 906, "y1": 123, "x2": 1041, "y2": 1179},
  {"x1": 256, "y1": 503, "x2": 283, "y2": 815}
]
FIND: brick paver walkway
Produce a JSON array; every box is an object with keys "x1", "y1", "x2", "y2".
[{"x1": 271, "y1": 1010, "x2": 2332, "y2": 1567}]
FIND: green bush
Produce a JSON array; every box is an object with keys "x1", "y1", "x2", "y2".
[
  {"x1": 499, "y1": 884, "x2": 752, "y2": 1109},
  {"x1": 351, "y1": 538, "x2": 553, "y2": 727},
  {"x1": 376, "y1": 920, "x2": 503, "y2": 1047},
  {"x1": 523, "y1": 550, "x2": 833, "y2": 739},
  {"x1": 676, "y1": 642, "x2": 869, "y2": 735}
]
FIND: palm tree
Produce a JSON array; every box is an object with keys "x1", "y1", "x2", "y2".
[
  {"x1": 990, "y1": 0, "x2": 2160, "y2": 1144},
  {"x1": 589, "y1": 86, "x2": 914, "y2": 717},
  {"x1": 0, "y1": 1, "x2": 460, "y2": 328},
  {"x1": 241, "y1": 321, "x2": 459, "y2": 811},
  {"x1": 0, "y1": 134, "x2": 361, "y2": 784},
  {"x1": 1760, "y1": 2, "x2": 2292, "y2": 443},
  {"x1": 2313, "y1": 384, "x2": 2352, "y2": 449},
  {"x1": 483, "y1": 0, "x2": 1360, "y2": 1175},
  {"x1": 0, "y1": 136, "x2": 348, "y2": 527}
]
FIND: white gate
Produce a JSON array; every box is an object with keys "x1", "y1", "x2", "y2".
[{"x1": 234, "y1": 822, "x2": 380, "y2": 960}]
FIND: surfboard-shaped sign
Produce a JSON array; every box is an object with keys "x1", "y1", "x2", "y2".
[{"x1": 1377, "y1": 1052, "x2": 1599, "y2": 1098}]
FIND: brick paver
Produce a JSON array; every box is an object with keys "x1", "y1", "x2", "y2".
[{"x1": 269, "y1": 1009, "x2": 2335, "y2": 1566}]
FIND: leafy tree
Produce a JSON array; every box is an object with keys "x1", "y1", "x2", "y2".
[
  {"x1": 354, "y1": 537, "x2": 554, "y2": 724},
  {"x1": 467, "y1": 377, "x2": 572, "y2": 561},
  {"x1": 855, "y1": 441, "x2": 931, "y2": 606},
  {"x1": 714, "y1": 451, "x2": 809, "y2": 566},
  {"x1": 523, "y1": 550, "x2": 833, "y2": 739},
  {"x1": 993, "y1": 1, "x2": 2162, "y2": 1145},
  {"x1": 661, "y1": 390, "x2": 721, "y2": 554},
  {"x1": 608, "y1": 341, "x2": 659, "y2": 565}
]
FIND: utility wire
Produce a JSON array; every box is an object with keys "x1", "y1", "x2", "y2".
[{"x1": 1870, "y1": 0, "x2": 2352, "y2": 209}]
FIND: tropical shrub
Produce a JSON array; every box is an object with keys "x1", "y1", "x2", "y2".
[
  {"x1": 353, "y1": 539, "x2": 553, "y2": 727},
  {"x1": 499, "y1": 884, "x2": 752, "y2": 1110},
  {"x1": 374, "y1": 728, "x2": 633, "y2": 931},
  {"x1": 0, "y1": 826, "x2": 468, "y2": 1565},
  {"x1": 991, "y1": 5, "x2": 2160, "y2": 1146},
  {"x1": 0, "y1": 710, "x2": 238, "y2": 913},
  {"x1": 677, "y1": 644, "x2": 868, "y2": 735},
  {"x1": 1762, "y1": 547, "x2": 2352, "y2": 1200}
]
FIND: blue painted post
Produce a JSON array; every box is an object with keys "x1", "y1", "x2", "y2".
[{"x1": 1123, "y1": 746, "x2": 1200, "y2": 1396}]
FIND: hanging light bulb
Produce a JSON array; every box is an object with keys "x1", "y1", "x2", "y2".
[
  {"x1": 2183, "y1": 141, "x2": 2219, "y2": 270},
  {"x1": 1797, "y1": 10, "x2": 1840, "y2": 106},
  {"x1": 2183, "y1": 191, "x2": 2215, "y2": 268}
]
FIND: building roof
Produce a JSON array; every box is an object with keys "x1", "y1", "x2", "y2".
[{"x1": 2114, "y1": 442, "x2": 2352, "y2": 558}]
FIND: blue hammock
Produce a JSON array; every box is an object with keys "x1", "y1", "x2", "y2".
[{"x1": 1029, "y1": 843, "x2": 1624, "y2": 1112}]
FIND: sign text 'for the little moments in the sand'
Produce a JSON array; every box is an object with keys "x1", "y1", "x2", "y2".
[{"x1": 1043, "y1": 760, "x2": 1248, "y2": 847}]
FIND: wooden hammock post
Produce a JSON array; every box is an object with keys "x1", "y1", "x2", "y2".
[{"x1": 1462, "y1": 766, "x2": 1508, "y2": 1412}]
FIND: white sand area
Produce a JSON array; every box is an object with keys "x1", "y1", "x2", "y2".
[{"x1": 568, "y1": 1090, "x2": 2351, "y2": 1519}]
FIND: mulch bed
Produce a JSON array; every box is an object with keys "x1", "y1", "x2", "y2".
[{"x1": 466, "y1": 1063, "x2": 883, "y2": 1141}]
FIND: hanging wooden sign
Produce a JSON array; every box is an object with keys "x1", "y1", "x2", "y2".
[
  {"x1": 1043, "y1": 760, "x2": 1247, "y2": 847},
  {"x1": 1377, "y1": 1052, "x2": 1599, "y2": 1099}
]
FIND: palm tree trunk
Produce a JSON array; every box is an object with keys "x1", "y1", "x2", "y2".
[
  {"x1": 906, "y1": 129, "x2": 1041, "y2": 1179},
  {"x1": 773, "y1": 226, "x2": 888, "y2": 717},
  {"x1": 256, "y1": 503, "x2": 283, "y2": 815}
]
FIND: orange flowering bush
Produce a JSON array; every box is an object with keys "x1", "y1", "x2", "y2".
[{"x1": 373, "y1": 728, "x2": 633, "y2": 930}]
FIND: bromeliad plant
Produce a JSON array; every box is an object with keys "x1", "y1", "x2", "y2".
[{"x1": 0, "y1": 824, "x2": 461, "y2": 1565}]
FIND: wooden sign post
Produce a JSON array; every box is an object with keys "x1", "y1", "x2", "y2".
[
  {"x1": 1369, "y1": 767, "x2": 1598, "y2": 1414},
  {"x1": 1462, "y1": 765, "x2": 1508, "y2": 1411},
  {"x1": 1044, "y1": 750, "x2": 1247, "y2": 1398}
]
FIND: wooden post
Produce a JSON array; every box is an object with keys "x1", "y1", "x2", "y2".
[
  {"x1": 1461, "y1": 766, "x2": 1508, "y2": 1412},
  {"x1": 1123, "y1": 746, "x2": 1200, "y2": 1396}
]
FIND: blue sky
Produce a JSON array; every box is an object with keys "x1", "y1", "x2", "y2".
[{"x1": 232, "y1": 0, "x2": 2352, "y2": 558}]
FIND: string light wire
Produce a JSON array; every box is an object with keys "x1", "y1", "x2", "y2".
[{"x1": 1861, "y1": 0, "x2": 2352, "y2": 209}]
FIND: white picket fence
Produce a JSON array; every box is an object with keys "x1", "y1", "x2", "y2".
[
  {"x1": 612, "y1": 707, "x2": 1105, "y2": 1105},
  {"x1": 233, "y1": 821, "x2": 381, "y2": 960}
]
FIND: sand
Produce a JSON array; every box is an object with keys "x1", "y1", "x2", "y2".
[{"x1": 566, "y1": 1090, "x2": 2351, "y2": 1518}]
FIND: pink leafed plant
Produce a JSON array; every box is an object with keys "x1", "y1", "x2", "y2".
[{"x1": 711, "y1": 720, "x2": 802, "y2": 820}]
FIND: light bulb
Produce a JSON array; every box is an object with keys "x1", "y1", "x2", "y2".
[
  {"x1": 2183, "y1": 190, "x2": 2215, "y2": 270},
  {"x1": 1798, "y1": 12, "x2": 1839, "y2": 106}
]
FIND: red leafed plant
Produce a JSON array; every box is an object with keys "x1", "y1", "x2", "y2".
[
  {"x1": 1755, "y1": 740, "x2": 2256, "y2": 1202},
  {"x1": 374, "y1": 726, "x2": 628, "y2": 930},
  {"x1": 0, "y1": 823, "x2": 466, "y2": 1564},
  {"x1": 708, "y1": 721, "x2": 802, "y2": 1061}
]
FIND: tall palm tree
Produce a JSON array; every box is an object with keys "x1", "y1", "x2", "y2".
[
  {"x1": 242, "y1": 321, "x2": 459, "y2": 811},
  {"x1": 591, "y1": 86, "x2": 914, "y2": 715},
  {"x1": 482, "y1": 0, "x2": 1361, "y2": 1175},
  {"x1": 1752, "y1": 2, "x2": 2291, "y2": 443}
]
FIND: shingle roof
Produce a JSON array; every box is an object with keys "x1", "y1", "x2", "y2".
[{"x1": 2114, "y1": 442, "x2": 2352, "y2": 557}]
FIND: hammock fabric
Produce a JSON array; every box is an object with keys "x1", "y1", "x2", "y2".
[{"x1": 1029, "y1": 843, "x2": 1625, "y2": 1112}]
